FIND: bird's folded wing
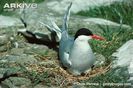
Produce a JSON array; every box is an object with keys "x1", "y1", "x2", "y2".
[
  {"x1": 63, "y1": 52, "x2": 72, "y2": 68},
  {"x1": 59, "y1": 36, "x2": 73, "y2": 67}
]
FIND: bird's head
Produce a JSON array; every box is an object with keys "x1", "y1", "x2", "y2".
[{"x1": 74, "y1": 28, "x2": 105, "y2": 41}]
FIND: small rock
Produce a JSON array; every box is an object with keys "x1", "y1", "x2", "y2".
[
  {"x1": 0, "y1": 68, "x2": 8, "y2": 78},
  {"x1": 24, "y1": 44, "x2": 49, "y2": 55},
  {"x1": 72, "y1": 84, "x2": 86, "y2": 88},
  {"x1": 0, "y1": 67, "x2": 21, "y2": 83},
  {"x1": 10, "y1": 48, "x2": 24, "y2": 55},
  {"x1": 1, "y1": 77, "x2": 31, "y2": 88},
  {"x1": 94, "y1": 53, "x2": 106, "y2": 67},
  {"x1": 128, "y1": 58, "x2": 133, "y2": 83},
  {"x1": 0, "y1": 45, "x2": 8, "y2": 52},
  {"x1": 39, "y1": 61, "x2": 57, "y2": 68},
  {"x1": 34, "y1": 84, "x2": 49, "y2": 88},
  {"x1": 4, "y1": 54, "x2": 37, "y2": 65},
  {"x1": 0, "y1": 35, "x2": 9, "y2": 46}
]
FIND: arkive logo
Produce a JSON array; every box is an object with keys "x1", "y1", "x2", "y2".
[{"x1": 3, "y1": 2, "x2": 38, "y2": 9}]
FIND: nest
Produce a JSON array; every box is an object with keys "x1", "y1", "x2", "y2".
[{"x1": 26, "y1": 54, "x2": 112, "y2": 86}]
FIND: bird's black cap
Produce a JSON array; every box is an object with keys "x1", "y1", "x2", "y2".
[{"x1": 74, "y1": 28, "x2": 93, "y2": 40}]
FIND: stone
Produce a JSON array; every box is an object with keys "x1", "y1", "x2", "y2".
[
  {"x1": 34, "y1": 84, "x2": 50, "y2": 88},
  {"x1": 0, "y1": 68, "x2": 8, "y2": 78},
  {"x1": 0, "y1": 15, "x2": 24, "y2": 28},
  {"x1": 10, "y1": 48, "x2": 24, "y2": 55},
  {"x1": 112, "y1": 40, "x2": 133, "y2": 83},
  {"x1": 66, "y1": 16, "x2": 131, "y2": 35},
  {"x1": 39, "y1": 61, "x2": 57, "y2": 68},
  {"x1": 112, "y1": 40, "x2": 133, "y2": 67},
  {"x1": 128, "y1": 58, "x2": 133, "y2": 83},
  {"x1": 1, "y1": 77, "x2": 31, "y2": 88},
  {"x1": 0, "y1": 35, "x2": 9, "y2": 46},
  {"x1": 0, "y1": 45, "x2": 8, "y2": 52},
  {"x1": 46, "y1": 0, "x2": 124, "y2": 14},
  {"x1": 3, "y1": 54, "x2": 37, "y2": 65},
  {"x1": 94, "y1": 53, "x2": 106, "y2": 67},
  {"x1": 0, "y1": 67, "x2": 21, "y2": 79},
  {"x1": 23, "y1": 44, "x2": 49, "y2": 55}
]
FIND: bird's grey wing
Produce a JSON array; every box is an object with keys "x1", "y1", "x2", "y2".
[
  {"x1": 59, "y1": 3, "x2": 73, "y2": 68},
  {"x1": 59, "y1": 36, "x2": 74, "y2": 68}
]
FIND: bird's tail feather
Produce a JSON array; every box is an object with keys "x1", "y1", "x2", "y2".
[
  {"x1": 39, "y1": 2, "x2": 72, "y2": 40},
  {"x1": 62, "y1": 2, "x2": 72, "y2": 32},
  {"x1": 39, "y1": 17, "x2": 62, "y2": 40}
]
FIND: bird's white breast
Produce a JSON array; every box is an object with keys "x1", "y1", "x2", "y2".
[{"x1": 69, "y1": 37, "x2": 95, "y2": 74}]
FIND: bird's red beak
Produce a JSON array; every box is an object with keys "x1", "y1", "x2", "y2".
[{"x1": 91, "y1": 34, "x2": 105, "y2": 40}]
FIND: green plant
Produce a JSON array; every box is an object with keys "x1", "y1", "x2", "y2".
[
  {"x1": 77, "y1": 1, "x2": 133, "y2": 26},
  {"x1": 19, "y1": 65, "x2": 50, "y2": 86}
]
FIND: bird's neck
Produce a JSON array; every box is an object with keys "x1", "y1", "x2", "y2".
[{"x1": 74, "y1": 40, "x2": 92, "y2": 51}]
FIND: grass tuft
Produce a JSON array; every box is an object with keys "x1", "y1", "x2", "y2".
[{"x1": 77, "y1": 1, "x2": 133, "y2": 26}]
